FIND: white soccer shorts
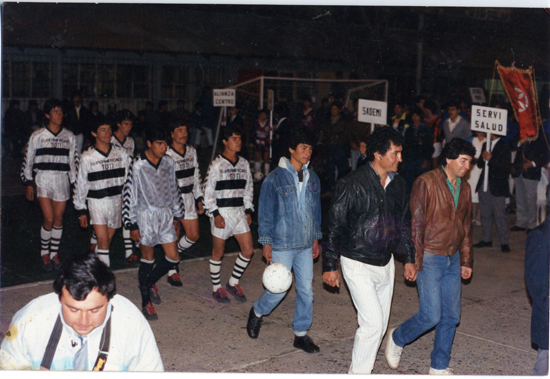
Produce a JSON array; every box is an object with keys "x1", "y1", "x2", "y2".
[
  {"x1": 181, "y1": 193, "x2": 198, "y2": 220},
  {"x1": 137, "y1": 207, "x2": 177, "y2": 247},
  {"x1": 35, "y1": 172, "x2": 71, "y2": 202},
  {"x1": 210, "y1": 208, "x2": 250, "y2": 240},
  {"x1": 88, "y1": 197, "x2": 122, "y2": 229}
]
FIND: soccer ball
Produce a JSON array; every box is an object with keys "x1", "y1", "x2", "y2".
[{"x1": 262, "y1": 262, "x2": 293, "y2": 294}]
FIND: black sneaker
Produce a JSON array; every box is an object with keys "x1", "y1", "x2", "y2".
[
  {"x1": 41, "y1": 255, "x2": 53, "y2": 272},
  {"x1": 293, "y1": 335, "x2": 320, "y2": 353},
  {"x1": 150, "y1": 283, "x2": 161, "y2": 304},
  {"x1": 501, "y1": 244, "x2": 511, "y2": 253},
  {"x1": 51, "y1": 254, "x2": 62, "y2": 270},
  {"x1": 246, "y1": 307, "x2": 263, "y2": 339}
]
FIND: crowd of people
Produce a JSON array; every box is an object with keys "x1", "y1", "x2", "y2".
[{"x1": 2, "y1": 87, "x2": 550, "y2": 373}]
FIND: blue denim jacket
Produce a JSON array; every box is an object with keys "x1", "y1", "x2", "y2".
[{"x1": 258, "y1": 158, "x2": 322, "y2": 250}]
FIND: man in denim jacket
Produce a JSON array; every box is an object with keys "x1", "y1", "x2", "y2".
[{"x1": 246, "y1": 128, "x2": 322, "y2": 354}]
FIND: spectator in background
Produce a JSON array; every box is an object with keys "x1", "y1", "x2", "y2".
[
  {"x1": 321, "y1": 101, "x2": 349, "y2": 198},
  {"x1": 155, "y1": 100, "x2": 171, "y2": 132},
  {"x1": 271, "y1": 103, "x2": 292, "y2": 171},
  {"x1": 64, "y1": 90, "x2": 93, "y2": 154},
  {"x1": 441, "y1": 100, "x2": 471, "y2": 147},
  {"x1": 316, "y1": 97, "x2": 330, "y2": 127},
  {"x1": 525, "y1": 216, "x2": 549, "y2": 375},
  {"x1": 300, "y1": 94, "x2": 319, "y2": 140},
  {"x1": 252, "y1": 108, "x2": 272, "y2": 179},
  {"x1": 402, "y1": 106, "x2": 434, "y2": 193},
  {"x1": 355, "y1": 139, "x2": 368, "y2": 170},
  {"x1": 347, "y1": 98, "x2": 371, "y2": 171},
  {"x1": 25, "y1": 99, "x2": 44, "y2": 134},
  {"x1": 89, "y1": 101, "x2": 103, "y2": 123},
  {"x1": 390, "y1": 101, "x2": 410, "y2": 136},
  {"x1": 171, "y1": 99, "x2": 191, "y2": 120},
  {"x1": 106, "y1": 101, "x2": 117, "y2": 119},
  {"x1": 466, "y1": 131, "x2": 486, "y2": 225},
  {"x1": 424, "y1": 100, "x2": 443, "y2": 169},
  {"x1": 3, "y1": 99, "x2": 27, "y2": 158},
  {"x1": 191, "y1": 101, "x2": 214, "y2": 151}
]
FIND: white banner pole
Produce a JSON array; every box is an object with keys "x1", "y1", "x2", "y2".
[{"x1": 483, "y1": 132, "x2": 491, "y2": 193}]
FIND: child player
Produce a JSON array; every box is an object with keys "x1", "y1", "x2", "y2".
[
  {"x1": 165, "y1": 117, "x2": 205, "y2": 286},
  {"x1": 89, "y1": 109, "x2": 138, "y2": 265},
  {"x1": 73, "y1": 115, "x2": 131, "y2": 266},
  {"x1": 203, "y1": 125, "x2": 254, "y2": 303},
  {"x1": 122, "y1": 127, "x2": 185, "y2": 320},
  {"x1": 21, "y1": 98, "x2": 79, "y2": 271}
]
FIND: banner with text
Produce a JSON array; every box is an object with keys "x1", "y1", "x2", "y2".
[
  {"x1": 471, "y1": 105, "x2": 508, "y2": 137},
  {"x1": 358, "y1": 99, "x2": 387, "y2": 125},
  {"x1": 213, "y1": 89, "x2": 236, "y2": 107}
]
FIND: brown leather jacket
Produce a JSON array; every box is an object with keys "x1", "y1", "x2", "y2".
[{"x1": 410, "y1": 166, "x2": 473, "y2": 271}]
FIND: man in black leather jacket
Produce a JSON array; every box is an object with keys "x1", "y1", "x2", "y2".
[{"x1": 322, "y1": 127, "x2": 416, "y2": 374}]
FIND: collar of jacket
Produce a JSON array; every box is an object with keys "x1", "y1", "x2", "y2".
[{"x1": 367, "y1": 161, "x2": 398, "y2": 187}]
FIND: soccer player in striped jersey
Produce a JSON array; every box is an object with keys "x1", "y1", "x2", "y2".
[
  {"x1": 165, "y1": 117, "x2": 204, "y2": 286},
  {"x1": 122, "y1": 127, "x2": 184, "y2": 320},
  {"x1": 73, "y1": 115, "x2": 131, "y2": 266},
  {"x1": 21, "y1": 98, "x2": 79, "y2": 272},
  {"x1": 203, "y1": 125, "x2": 254, "y2": 303}
]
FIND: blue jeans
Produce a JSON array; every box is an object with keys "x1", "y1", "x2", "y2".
[
  {"x1": 393, "y1": 251, "x2": 462, "y2": 370},
  {"x1": 253, "y1": 247, "x2": 314, "y2": 333}
]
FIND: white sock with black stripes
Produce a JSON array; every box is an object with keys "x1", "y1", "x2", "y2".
[
  {"x1": 228, "y1": 253, "x2": 250, "y2": 287},
  {"x1": 122, "y1": 227, "x2": 133, "y2": 258},
  {"x1": 210, "y1": 259, "x2": 222, "y2": 291},
  {"x1": 50, "y1": 226, "x2": 63, "y2": 259},
  {"x1": 178, "y1": 235, "x2": 196, "y2": 255},
  {"x1": 90, "y1": 230, "x2": 97, "y2": 246},
  {"x1": 96, "y1": 249, "x2": 110, "y2": 266},
  {"x1": 40, "y1": 226, "x2": 51, "y2": 257}
]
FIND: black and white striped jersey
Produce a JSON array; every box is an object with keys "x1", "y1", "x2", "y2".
[
  {"x1": 122, "y1": 152, "x2": 184, "y2": 231},
  {"x1": 203, "y1": 154, "x2": 254, "y2": 218},
  {"x1": 73, "y1": 144, "x2": 131, "y2": 214},
  {"x1": 165, "y1": 145, "x2": 204, "y2": 201},
  {"x1": 111, "y1": 135, "x2": 135, "y2": 157},
  {"x1": 20, "y1": 127, "x2": 79, "y2": 186}
]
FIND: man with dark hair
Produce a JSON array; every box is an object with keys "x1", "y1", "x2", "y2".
[
  {"x1": 165, "y1": 116, "x2": 205, "y2": 286},
  {"x1": 322, "y1": 127, "x2": 416, "y2": 374},
  {"x1": 203, "y1": 125, "x2": 254, "y2": 303},
  {"x1": 0, "y1": 252, "x2": 163, "y2": 371},
  {"x1": 122, "y1": 127, "x2": 185, "y2": 320},
  {"x1": 321, "y1": 100, "x2": 349, "y2": 197},
  {"x1": 402, "y1": 106, "x2": 434, "y2": 192},
  {"x1": 386, "y1": 137, "x2": 475, "y2": 375},
  {"x1": 21, "y1": 98, "x2": 79, "y2": 271},
  {"x1": 271, "y1": 102, "x2": 292, "y2": 170},
  {"x1": 64, "y1": 90, "x2": 93, "y2": 153},
  {"x1": 247, "y1": 128, "x2": 322, "y2": 353},
  {"x1": 74, "y1": 115, "x2": 131, "y2": 266},
  {"x1": 441, "y1": 100, "x2": 471, "y2": 146}
]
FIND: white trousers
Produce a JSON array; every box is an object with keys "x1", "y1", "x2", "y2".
[{"x1": 341, "y1": 255, "x2": 395, "y2": 374}]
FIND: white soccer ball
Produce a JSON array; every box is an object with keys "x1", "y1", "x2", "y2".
[
  {"x1": 262, "y1": 262, "x2": 293, "y2": 294},
  {"x1": 254, "y1": 171, "x2": 264, "y2": 181}
]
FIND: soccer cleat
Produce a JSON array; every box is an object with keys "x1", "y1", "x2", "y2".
[
  {"x1": 142, "y1": 302, "x2": 158, "y2": 321},
  {"x1": 385, "y1": 327, "x2": 403, "y2": 369},
  {"x1": 225, "y1": 283, "x2": 247, "y2": 303},
  {"x1": 149, "y1": 283, "x2": 161, "y2": 304},
  {"x1": 51, "y1": 254, "x2": 62, "y2": 270},
  {"x1": 429, "y1": 367, "x2": 454, "y2": 375},
  {"x1": 41, "y1": 255, "x2": 53, "y2": 272},
  {"x1": 212, "y1": 287, "x2": 230, "y2": 303},
  {"x1": 125, "y1": 254, "x2": 139, "y2": 266},
  {"x1": 246, "y1": 307, "x2": 263, "y2": 339},
  {"x1": 293, "y1": 335, "x2": 320, "y2": 353},
  {"x1": 167, "y1": 273, "x2": 183, "y2": 287}
]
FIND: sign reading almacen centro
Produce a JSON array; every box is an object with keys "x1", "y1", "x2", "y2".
[
  {"x1": 213, "y1": 89, "x2": 236, "y2": 107},
  {"x1": 358, "y1": 99, "x2": 387, "y2": 125},
  {"x1": 471, "y1": 105, "x2": 508, "y2": 136}
]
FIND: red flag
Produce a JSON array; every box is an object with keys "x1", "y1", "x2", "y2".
[{"x1": 496, "y1": 61, "x2": 540, "y2": 142}]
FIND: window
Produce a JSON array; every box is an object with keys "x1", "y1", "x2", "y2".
[
  {"x1": 12, "y1": 62, "x2": 30, "y2": 97},
  {"x1": 79, "y1": 64, "x2": 96, "y2": 98},
  {"x1": 161, "y1": 66, "x2": 187, "y2": 99},
  {"x1": 32, "y1": 62, "x2": 51, "y2": 98},
  {"x1": 97, "y1": 64, "x2": 115, "y2": 98},
  {"x1": 117, "y1": 65, "x2": 150, "y2": 98},
  {"x1": 63, "y1": 63, "x2": 78, "y2": 98}
]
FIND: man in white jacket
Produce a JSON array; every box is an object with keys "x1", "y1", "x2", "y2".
[{"x1": 0, "y1": 252, "x2": 163, "y2": 371}]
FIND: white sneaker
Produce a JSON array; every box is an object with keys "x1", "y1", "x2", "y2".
[
  {"x1": 385, "y1": 327, "x2": 403, "y2": 369},
  {"x1": 429, "y1": 367, "x2": 454, "y2": 375}
]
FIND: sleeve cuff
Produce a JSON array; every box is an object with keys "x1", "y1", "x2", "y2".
[
  {"x1": 245, "y1": 208, "x2": 254, "y2": 215},
  {"x1": 212, "y1": 210, "x2": 220, "y2": 218},
  {"x1": 76, "y1": 209, "x2": 87, "y2": 216},
  {"x1": 195, "y1": 196, "x2": 204, "y2": 205},
  {"x1": 128, "y1": 223, "x2": 139, "y2": 231},
  {"x1": 258, "y1": 236, "x2": 273, "y2": 246}
]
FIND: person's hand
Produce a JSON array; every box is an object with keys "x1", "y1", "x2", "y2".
[
  {"x1": 523, "y1": 160, "x2": 534, "y2": 171},
  {"x1": 312, "y1": 240, "x2": 320, "y2": 259},
  {"x1": 25, "y1": 186, "x2": 34, "y2": 202},
  {"x1": 197, "y1": 201, "x2": 205, "y2": 215},
  {"x1": 246, "y1": 214, "x2": 252, "y2": 226},
  {"x1": 404, "y1": 263, "x2": 417, "y2": 282},
  {"x1": 262, "y1": 244, "x2": 272, "y2": 262},
  {"x1": 461, "y1": 266, "x2": 472, "y2": 280},
  {"x1": 214, "y1": 215, "x2": 226, "y2": 228},
  {"x1": 323, "y1": 271, "x2": 340, "y2": 287},
  {"x1": 481, "y1": 151, "x2": 492, "y2": 161},
  {"x1": 130, "y1": 229, "x2": 141, "y2": 243},
  {"x1": 79, "y1": 215, "x2": 88, "y2": 229}
]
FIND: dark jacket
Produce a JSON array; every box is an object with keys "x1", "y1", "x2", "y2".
[
  {"x1": 322, "y1": 163, "x2": 415, "y2": 272},
  {"x1": 64, "y1": 105, "x2": 93, "y2": 138},
  {"x1": 525, "y1": 216, "x2": 549, "y2": 350},
  {"x1": 403, "y1": 122, "x2": 434, "y2": 162},
  {"x1": 476, "y1": 139, "x2": 511, "y2": 197},
  {"x1": 410, "y1": 167, "x2": 473, "y2": 271},
  {"x1": 271, "y1": 118, "x2": 291, "y2": 166},
  {"x1": 512, "y1": 129, "x2": 550, "y2": 181}
]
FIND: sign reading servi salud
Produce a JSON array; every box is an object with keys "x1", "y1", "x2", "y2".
[{"x1": 471, "y1": 105, "x2": 508, "y2": 137}]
